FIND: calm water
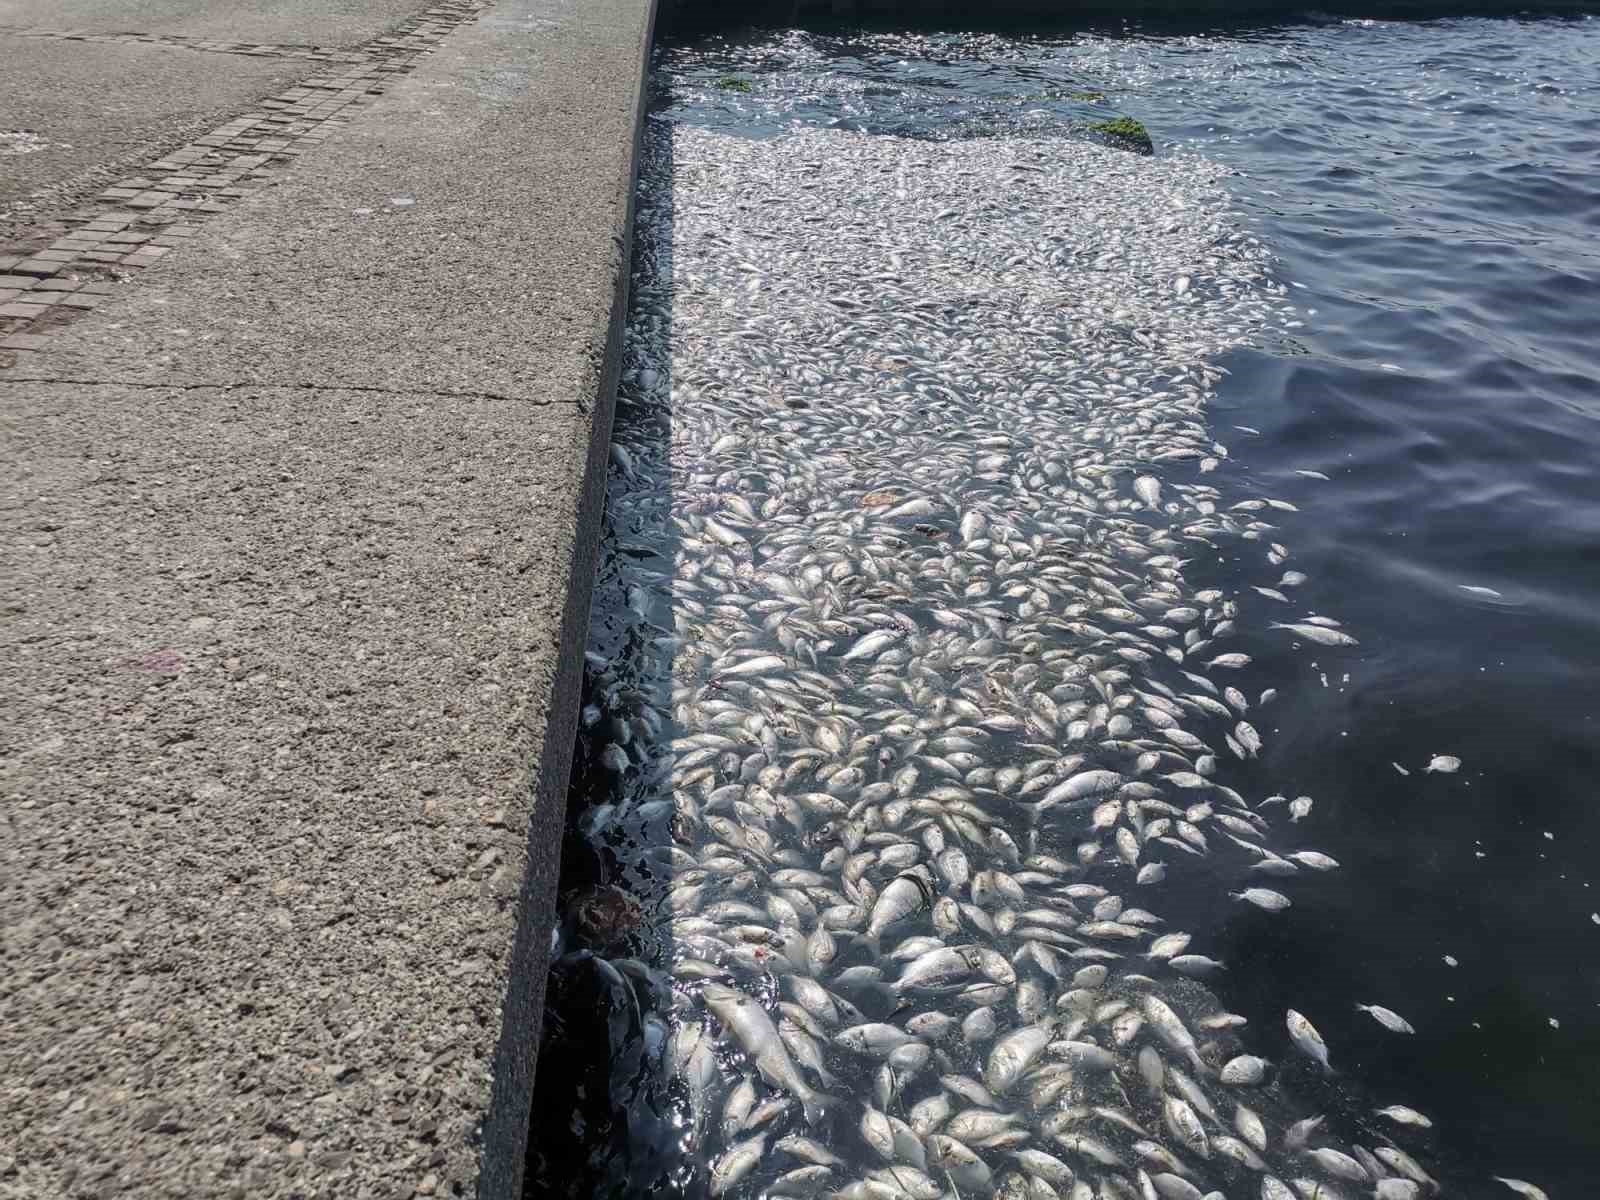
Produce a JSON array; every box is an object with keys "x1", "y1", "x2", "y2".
[{"x1": 530, "y1": 14, "x2": 1600, "y2": 1199}]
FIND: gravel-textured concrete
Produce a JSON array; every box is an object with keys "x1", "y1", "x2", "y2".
[
  {"x1": 0, "y1": 34, "x2": 313, "y2": 218},
  {"x1": 0, "y1": 0, "x2": 656, "y2": 1196},
  {"x1": 0, "y1": 0, "x2": 436, "y2": 49}
]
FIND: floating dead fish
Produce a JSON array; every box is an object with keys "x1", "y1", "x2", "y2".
[
  {"x1": 1270, "y1": 622, "x2": 1359, "y2": 647},
  {"x1": 1232, "y1": 888, "x2": 1291, "y2": 912},
  {"x1": 1494, "y1": 1179, "x2": 1551, "y2": 1200},
  {"x1": 1286, "y1": 1009, "x2": 1333, "y2": 1072},
  {"x1": 1356, "y1": 1003, "x2": 1415, "y2": 1034},
  {"x1": 1376, "y1": 1104, "x2": 1433, "y2": 1128},
  {"x1": 533, "y1": 88, "x2": 1529, "y2": 1200}
]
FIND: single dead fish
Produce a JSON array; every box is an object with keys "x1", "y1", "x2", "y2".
[{"x1": 1356, "y1": 1004, "x2": 1415, "y2": 1034}]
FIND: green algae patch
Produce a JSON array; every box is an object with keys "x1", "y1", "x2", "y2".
[
  {"x1": 1068, "y1": 91, "x2": 1107, "y2": 103},
  {"x1": 715, "y1": 76, "x2": 753, "y2": 93},
  {"x1": 1088, "y1": 116, "x2": 1153, "y2": 155}
]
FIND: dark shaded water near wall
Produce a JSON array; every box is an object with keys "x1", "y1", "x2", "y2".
[{"x1": 529, "y1": 13, "x2": 1600, "y2": 1199}]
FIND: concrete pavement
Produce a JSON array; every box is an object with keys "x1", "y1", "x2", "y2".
[
  {"x1": 0, "y1": 0, "x2": 438, "y2": 48},
  {"x1": 0, "y1": 0, "x2": 656, "y2": 1197}
]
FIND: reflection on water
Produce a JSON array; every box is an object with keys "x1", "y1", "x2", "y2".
[{"x1": 528, "y1": 15, "x2": 1600, "y2": 1200}]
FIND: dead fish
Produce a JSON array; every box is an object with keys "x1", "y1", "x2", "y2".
[
  {"x1": 1220, "y1": 1055, "x2": 1270, "y2": 1085},
  {"x1": 1234, "y1": 1103, "x2": 1267, "y2": 1152},
  {"x1": 1375, "y1": 1104, "x2": 1432, "y2": 1128},
  {"x1": 985, "y1": 1022, "x2": 1057, "y2": 1094},
  {"x1": 1305, "y1": 1147, "x2": 1369, "y2": 1183},
  {"x1": 1207, "y1": 653, "x2": 1252, "y2": 669},
  {"x1": 1286, "y1": 1009, "x2": 1333, "y2": 1072},
  {"x1": 1355, "y1": 1004, "x2": 1415, "y2": 1034},
  {"x1": 1270, "y1": 622, "x2": 1359, "y2": 647},
  {"x1": 710, "y1": 1133, "x2": 767, "y2": 1195},
  {"x1": 703, "y1": 982, "x2": 836, "y2": 1124},
  {"x1": 1288, "y1": 851, "x2": 1338, "y2": 871},
  {"x1": 1231, "y1": 888, "x2": 1291, "y2": 912}
]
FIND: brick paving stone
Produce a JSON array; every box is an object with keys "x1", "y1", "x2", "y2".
[
  {"x1": 0, "y1": 302, "x2": 49, "y2": 317},
  {"x1": 0, "y1": 333, "x2": 51, "y2": 351},
  {"x1": 33, "y1": 279, "x2": 80, "y2": 292},
  {"x1": 57, "y1": 293, "x2": 104, "y2": 309},
  {"x1": 0, "y1": 275, "x2": 35, "y2": 289},
  {"x1": 13, "y1": 260, "x2": 63, "y2": 276}
]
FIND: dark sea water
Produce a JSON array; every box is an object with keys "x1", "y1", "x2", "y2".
[{"x1": 529, "y1": 14, "x2": 1600, "y2": 1199}]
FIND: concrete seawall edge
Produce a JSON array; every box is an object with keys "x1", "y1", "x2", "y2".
[{"x1": 475, "y1": 0, "x2": 661, "y2": 1194}]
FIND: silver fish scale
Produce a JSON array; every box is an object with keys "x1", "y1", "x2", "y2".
[{"x1": 572, "y1": 116, "x2": 1396, "y2": 1199}]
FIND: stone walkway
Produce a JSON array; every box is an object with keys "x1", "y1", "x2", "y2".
[{"x1": 0, "y1": 0, "x2": 656, "y2": 1196}]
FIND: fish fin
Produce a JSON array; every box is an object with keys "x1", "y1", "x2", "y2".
[
  {"x1": 846, "y1": 931, "x2": 881, "y2": 957},
  {"x1": 800, "y1": 1090, "x2": 839, "y2": 1128}
]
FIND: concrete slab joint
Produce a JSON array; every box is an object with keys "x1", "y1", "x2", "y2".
[{"x1": 0, "y1": 0, "x2": 658, "y2": 1198}]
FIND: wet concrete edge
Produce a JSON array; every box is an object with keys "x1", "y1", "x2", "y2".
[{"x1": 475, "y1": 3, "x2": 659, "y2": 1196}]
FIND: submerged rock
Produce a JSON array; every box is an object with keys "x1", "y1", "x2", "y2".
[{"x1": 1088, "y1": 115, "x2": 1155, "y2": 154}]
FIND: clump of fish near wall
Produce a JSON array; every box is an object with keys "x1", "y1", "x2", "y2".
[{"x1": 520, "y1": 6, "x2": 1568, "y2": 1200}]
